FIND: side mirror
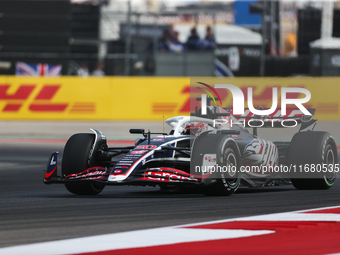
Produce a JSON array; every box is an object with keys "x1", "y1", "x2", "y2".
[{"x1": 130, "y1": 129, "x2": 145, "y2": 134}]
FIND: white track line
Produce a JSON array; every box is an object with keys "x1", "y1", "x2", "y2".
[{"x1": 0, "y1": 228, "x2": 272, "y2": 255}]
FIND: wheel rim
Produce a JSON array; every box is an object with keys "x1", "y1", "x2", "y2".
[
  {"x1": 324, "y1": 147, "x2": 336, "y2": 186},
  {"x1": 221, "y1": 152, "x2": 240, "y2": 188}
]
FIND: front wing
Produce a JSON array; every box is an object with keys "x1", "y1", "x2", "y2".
[{"x1": 43, "y1": 152, "x2": 201, "y2": 186}]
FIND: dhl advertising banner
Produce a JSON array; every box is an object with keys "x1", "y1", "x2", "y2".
[
  {"x1": 0, "y1": 76, "x2": 339, "y2": 120},
  {"x1": 0, "y1": 76, "x2": 189, "y2": 120}
]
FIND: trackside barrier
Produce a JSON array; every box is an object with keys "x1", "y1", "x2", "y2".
[{"x1": 0, "y1": 76, "x2": 339, "y2": 120}]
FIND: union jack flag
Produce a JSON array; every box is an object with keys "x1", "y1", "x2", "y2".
[{"x1": 16, "y1": 62, "x2": 62, "y2": 76}]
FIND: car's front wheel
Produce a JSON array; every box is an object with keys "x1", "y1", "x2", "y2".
[
  {"x1": 62, "y1": 133, "x2": 105, "y2": 195},
  {"x1": 203, "y1": 146, "x2": 241, "y2": 196}
]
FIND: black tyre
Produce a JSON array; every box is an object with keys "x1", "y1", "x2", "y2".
[
  {"x1": 288, "y1": 131, "x2": 337, "y2": 190},
  {"x1": 204, "y1": 146, "x2": 241, "y2": 196},
  {"x1": 62, "y1": 133, "x2": 105, "y2": 195}
]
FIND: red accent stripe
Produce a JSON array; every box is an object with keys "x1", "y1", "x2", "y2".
[
  {"x1": 40, "y1": 64, "x2": 44, "y2": 76},
  {"x1": 45, "y1": 165, "x2": 57, "y2": 178},
  {"x1": 71, "y1": 106, "x2": 95, "y2": 108},
  {"x1": 185, "y1": 220, "x2": 336, "y2": 231},
  {"x1": 75, "y1": 221, "x2": 340, "y2": 255},
  {"x1": 70, "y1": 108, "x2": 95, "y2": 110},
  {"x1": 35, "y1": 85, "x2": 60, "y2": 100},
  {"x1": 151, "y1": 167, "x2": 201, "y2": 178},
  {"x1": 73, "y1": 103, "x2": 95, "y2": 105},
  {"x1": 259, "y1": 139, "x2": 263, "y2": 154},
  {"x1": 69, "y1": 109, "x2": 95, "y2": 113},
  {"x1": 302, "y1": 208, "x2": 340, "y2": 214},
  {"x1": 0, "y1": 85, "x2": 35, "y2": 100},
  {"x1": 29, "y1": 104, "x2": 68, "y2": 112},
  {"x1": 69, "y1": 103, "x2": 96, "y2": 113},
  {"x1": 66, "y1": 167, "x2": 106, "y2": 178},
  {"x1": 2, "y1": 104, "x2": 22, "y2": 112},
  {"x1": 72, "y1": 103, "x2": 95, "y2": 107}
]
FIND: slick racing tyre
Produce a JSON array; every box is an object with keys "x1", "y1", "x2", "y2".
[
  {"x1": 62, "y1": 133, "x2": 105, "y2": 195},
  {"x1": 203, "y1": 146, "x2": 241, "y2": 196},
  {"x1": 192, "y1": 132, "x2": 242, "y2": 196},
  {"x1": 288, "y1": 131, "x2": 337, "y2": 190}
]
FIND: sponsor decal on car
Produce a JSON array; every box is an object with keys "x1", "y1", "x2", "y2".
[
  {"x1": 135, "y1": 145, "x2": 157, "y2": 150},
  {"x1": 143, "y1": 169, "x2": 199, "y2": 182},
  {"x1": 119, "y1": 160, "x2": 134, "y2": 164},
  {"x1": 143, "y1": 173, "x2": 179, "y2": 182},
  {"x1": 130, "y1": 150, "x2": 147, "y2": 155},
  {"x1": 66, "y1": 168, "x2": 107, "y2": 180}
]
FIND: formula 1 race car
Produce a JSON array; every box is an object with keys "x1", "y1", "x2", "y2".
[{"x1": 44, "y1": 104, "x2": 338, "y2": 196}]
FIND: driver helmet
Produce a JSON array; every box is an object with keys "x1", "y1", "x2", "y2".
[{"x1": 183, "y1": 122, "x2": 208, "y2": 135}]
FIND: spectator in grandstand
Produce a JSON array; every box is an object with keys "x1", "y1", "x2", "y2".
[
  {"x1": 186, "y1": 27, "x2": 202, "y2": 50},
  {"x1": 168, "y1": 31, "x2": 184, "y2": 53},
  {"x1": 92, "y1": 61, "x2": 105, "y2": 76},
  {"x1": 77, "y1": 62, "x2": 89, "y2": 77},
  {"x1": 202, "y1": 26, "x2": 215, "y2": 50},
  {"x1": 158, "y1": 30, "x2": 171, "y2": 52}
]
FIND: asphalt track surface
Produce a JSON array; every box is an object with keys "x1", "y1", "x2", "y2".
[{"x1": 0, "y1": 121, "x2": 340, "y2": 249}]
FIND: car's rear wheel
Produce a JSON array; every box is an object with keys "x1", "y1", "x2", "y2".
[
  {"x1": 288, "y1": 131, "x2": 337, "y2": 190},
  {"x1": 62, "y1": 133, "x2": 105, "y2": 195}
]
